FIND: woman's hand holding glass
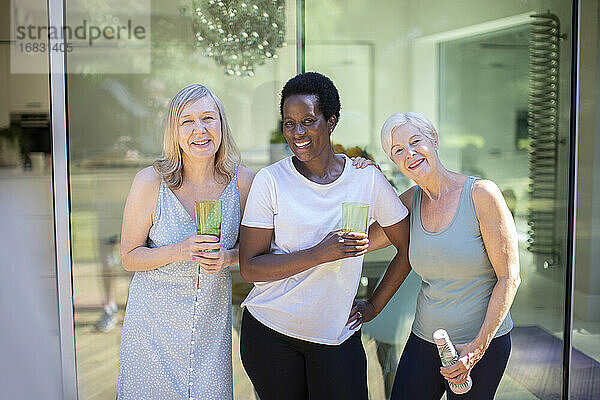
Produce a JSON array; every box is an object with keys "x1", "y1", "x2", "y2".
[
  {"x1": 178, "y1": 234, "x2": 230, "y2": 273},
  {"x1": 313, "y1": 230, "x2": 369, "y2": 263}
]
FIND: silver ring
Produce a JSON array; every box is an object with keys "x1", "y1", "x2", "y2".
[{"x1": 356, "y1": 311, "x2": 362, "y2": 319}]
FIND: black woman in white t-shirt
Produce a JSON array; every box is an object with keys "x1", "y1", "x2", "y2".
[{"x1": 239, "y1": 72, "x2": 412, "y2": 400}]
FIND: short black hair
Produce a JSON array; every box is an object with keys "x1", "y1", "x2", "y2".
[{"x1": 280, "y1": 72, "x2": 341, "y2": 121}]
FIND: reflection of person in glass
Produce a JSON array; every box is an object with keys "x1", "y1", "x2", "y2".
[
  {"x1": 238, "y1": 72, "x2": 411, "y2": 399},
  {"x1": 94, "y1": 233, "x2": 120, "y2": 332},
  {"x1": 364, "y1": 112, "x2": 520, "y2": 399},
  {"x1": 117, "y1": 84, "x2": 254, "y2": 399}
]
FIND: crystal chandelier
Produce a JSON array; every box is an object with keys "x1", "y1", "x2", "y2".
[{"x1": 192, "y1": 0, "x2": 286, "y2": 76}]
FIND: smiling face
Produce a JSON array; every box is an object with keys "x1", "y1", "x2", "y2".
[
  {"x1": 282, "y1": 94, "x2": 336, "y2": 163},
  {"x1": 177, "y1": 96, "x2": 222, "y2": 163},
  {"x1": 390, "y1": 123, "x2": 438, "y2": 179}
]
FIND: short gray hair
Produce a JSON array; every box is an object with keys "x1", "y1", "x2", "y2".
[{"x1": 380, "y1": 112, "x2": 437, "y2": 158}]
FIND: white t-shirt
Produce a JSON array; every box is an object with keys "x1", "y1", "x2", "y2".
[{"x1": 241, "y1": 155, "x2": 408, "y2": 345}]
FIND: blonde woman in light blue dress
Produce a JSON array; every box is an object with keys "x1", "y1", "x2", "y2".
[{"x1": 117, "y1": 84, "x2": 254, "y2": 400}]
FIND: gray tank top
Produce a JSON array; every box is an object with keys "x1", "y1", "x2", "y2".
[{"x1": 409, "y1": 176, "x2": 513, "y2": 344}]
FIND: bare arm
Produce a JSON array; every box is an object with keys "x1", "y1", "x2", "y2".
[
  {"x1": 441, "y1": 179, "x2": 520, "y2": 384},
  {"x1": 239, "y1": 226, "x2": 369, "y2": 282},
  {"x1": 120, "y1": 167, "x2": 185, "y2": 271},
  {"x1": 238, "y1": 166, "x2": 255, "y2": 220},
  {"x1": 370, "y1": 217, "x2": 412, "y2": 313},
  {"x1": 222, "y1": 165, "x2": 256, "y2": 267},
  {"x1": 470, "y1": 180, "x2": 520, "y2": 350},
  {"x1": 366, "y1": 222, "x2": 391, "y2": 252},
  {"x1": 366, "y1": 186, "x2": 415, "y2": 253},
  {"x1": 348, "y1": 216, "x2": 411, "y2": 327},
  {"x1": 119, "y1": 167, "x2": 220, "y2": 271}
]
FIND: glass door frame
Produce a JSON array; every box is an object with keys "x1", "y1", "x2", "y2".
[
  {"x1": 47, "y1": 0, "x2": 581, "y2": 398},
  {"x1": 47, "y1": 0, "x2": 77, "y2": 398},
  {"x1": 563, "y1": 0, "x2": 581, "y2": 398}
]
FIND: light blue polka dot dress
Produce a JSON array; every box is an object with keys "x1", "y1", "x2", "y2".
[{"x1": 117, "y1": 167, "x2": 240, "y2": 400}]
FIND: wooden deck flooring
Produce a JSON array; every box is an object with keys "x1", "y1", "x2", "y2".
[{"x1": 74, "y1": 308, "x2": 259, "y2": 400}]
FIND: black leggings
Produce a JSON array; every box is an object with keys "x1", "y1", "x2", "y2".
[
  {"x1": 240, "y1": 308, "x2": 368, "y2": 400},
  {"x1": 391, "y1": 332, "x2": 511, "y2": 400}
]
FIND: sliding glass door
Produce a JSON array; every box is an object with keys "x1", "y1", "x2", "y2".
[
  {"x1": 46, "y1": 0, "x2": 600, "y2": 399},
  {"x1": 305, "y1": 1, "x2": 575, "y2": 398}
]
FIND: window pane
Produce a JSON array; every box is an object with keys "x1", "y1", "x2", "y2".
[
  {"x1": 572, "y1": 1, "x2": 600, "y2": 399},
  {"x1": 66, "y1": 1, "x2": 295, "y2": 398}
]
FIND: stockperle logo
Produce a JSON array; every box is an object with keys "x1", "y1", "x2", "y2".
[{"x1": 11, "y1": 0, "x2": 150, "y2": 74}]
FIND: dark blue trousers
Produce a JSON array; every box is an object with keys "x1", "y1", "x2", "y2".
[{"x1": 391, "y1": 332, "x2": 511, "y2": 400}]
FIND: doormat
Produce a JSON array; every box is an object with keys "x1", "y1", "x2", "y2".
[{"x1": 506, "y1": 326, "x2": 600, "y2": 400}]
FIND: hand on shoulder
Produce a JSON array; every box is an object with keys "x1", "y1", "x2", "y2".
[{"x1": 350, "y1": 156, "x2": 379, "y2": 170}]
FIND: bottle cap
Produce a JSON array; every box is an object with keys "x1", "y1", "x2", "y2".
[{"x1": 433, "y1": 329, "x2": 450, "y2": 345}]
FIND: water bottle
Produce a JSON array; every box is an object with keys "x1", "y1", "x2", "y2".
[{"x1": 433, "y1": 329, "x2": 472, "y2": 395}]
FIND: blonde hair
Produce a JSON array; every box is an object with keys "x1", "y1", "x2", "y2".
[
  {"x1": 154, "y1": 84, "x2": 240, "y2": 188},
  {"x1": 380, "y1": 112, "x2": 437, "y2": 158}
]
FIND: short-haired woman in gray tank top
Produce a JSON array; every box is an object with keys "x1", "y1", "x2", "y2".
[{"x1": 354, "y1": 111, "x2": 520, "y2": 399}]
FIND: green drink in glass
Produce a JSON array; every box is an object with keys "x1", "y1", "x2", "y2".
[
  {"x1": 342, "y1": 202, "x2": 369, "y2": 234},
  {"x1": 195, "y1": 200, "x2": 221, "y2": 251}
]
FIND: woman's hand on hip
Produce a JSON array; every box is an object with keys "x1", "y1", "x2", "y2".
[
  {"x1": 346, "y1": 300, "x2": 376, "y2": 330},
  {"x1": 439, "y1": 341, "x2": 485, "y2": 385},
  {"x1": 313, "y1": 230, "x2": 369, "y2": 263},
  {"x1": 177, "y1": 234, "x2": 221, "y2": 261}
]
